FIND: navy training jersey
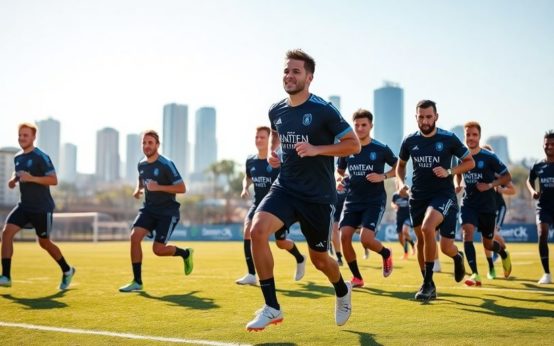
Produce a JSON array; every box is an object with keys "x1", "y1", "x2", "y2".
[
  {"x1": 337, "y1": 139, "x2": 397, "y2": 206},
  {"x1": 399, "y1": 128, "x2": 470, "y2": 200},
  {"x1": 529, "y1": 160, "x2": 554, "y2": 211},
  {"x1": 245, "y1": 155, "x2": 279, "y2": 205},
  {"x1": 461, "y1": 149, "x2": 508, "y2": 213},
  {"x1": 13, "y1": 148, "x2": 56, "y2": 212},
  {"x1": 392, "y1": 192, "x2": 410, "y2": 219},
  {"x1": 138, "y1": 155, "x2": 183, "y2": 216},
  {"x1": 269, "y1": 94, "x2": 352, "y2": 204}
]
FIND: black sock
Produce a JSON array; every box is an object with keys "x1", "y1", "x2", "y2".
[
  {"x1": 379, "y1": 247, "x2": 391, "y2": 259},
  {"x1": 464, "y1": 241, "x2": 478, "y2": 274},
  {"x1": 174, "y1": 247, "x2": 190, "y2": 258},
  {"x1": 56, "y1": 256, "x2": 70, "y2": 273},
  {"x1": 347, "y1": 260, "x2": 363, "y2": 280},
  {"x1": 259, "y1": 277, "x2": 280, "y2": 310},
  {"x1": 539, "y1": 240, "x2": 550, "y2": 273},
  {"x1": 492, "y1": 241, "x2": 507, "y2": 259},
  {"x1": 332, "y1": 275, "x2": 348, "y2": 297},
  {"x1": 424, "y1": 262, "x2": 434, "y2": 283},
  {"x1": 287, "y1": 244, "x2": 304, "y2": 263},
  {"x1": 421, "y1": 269, "x2": 425, "y2": 278},
  {"x1": 408, "y1": 239, "x2": 415, "y2": 248},
  {"x1": 336, "y1": 252, "x2": 343, "y2": 261},
  {"x1": 486, "y1": 257, "x2": 494, "y2": 271},
  {"x1": 403, "y1": 242, "x2": 408, "y2": 254},
  {"x1": 132, "y1": 262, "x2": 142, "y2": 284},
  {"x1": 2, "y1": 258, "x2": 11, "y2": 279},
  {"x1": 243, "y1": 239, "x2": 255, "y2": 275}
]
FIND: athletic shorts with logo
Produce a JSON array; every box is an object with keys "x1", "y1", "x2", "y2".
[
  {"x1": 132, "y1": 210, "x2": 179, "y2": 244},
  {"x1": 6, "y1": 205, "x2": 52, "y2": 239},
  {"x1": 461, "y1": 205, "x2": 495, "y2": 239},
  {"x1": 409, "y1": 195, "x2": 458, "y2": 239}
]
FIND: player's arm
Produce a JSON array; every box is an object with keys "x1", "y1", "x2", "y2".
[
  {"x1": 146, "y1": 180, "x2": 186, "y2": 194},
  {"x1": 527, "y1": 170, "x2": 540, "y2": 199},
  {"x1": 477, "y1": 171, "x2": 512, "y2": 192},
  {"x1": 17, "y1": 171, "x2": 58, "y2": 186},
  {"x1": 433, "y1": 154, "x2": 475, "y2": 178},
  {"x1": 8, "y1": 171, "x2": 18, "y2": 189},
  {"x1": 268, "y1": 130, "x2": 281, "y2": 168},
  {"x1": 367, "y1": 161, "x2": 397, "y2": 183},
  {"x1": 133, "y1": 177, "x2": 144, "y2": 199},
  {"x1": 454, "y1": 173, "x2": 464, "y2": 194},
  {"x1": 395, "y1": 158, "x2": 409, "y2": 196},
  {"x1": 497, "y1": 181, "x2": 516, "y2": 196},
  {"x1": 295, "y1": 131, "x2": 360, "y2": 158},
  {"x1": 241, "y1": 175, "x2": 253, "y2": 199}
]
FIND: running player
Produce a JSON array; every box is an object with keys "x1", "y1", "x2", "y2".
[
  {"x1": 454, "y1": 121, "x2": 512, "y2": 287},
  {"x1": 118, "y1": 130, "x2": 193, "y2": 292},
  {"x1": 246, "y1": 49, "x2": 360, "y2": 331},
  {"x1": 0, "y1": 123, "x2": 75, "y2": 290},
  {"x1": 391, "y1": 190, "x2": 415, "y2": 260},
  {"x1": 236, "y1": 126, "x2": 305, "y2": 285},
  {"x1": 527, "y1": 130, "x2": 554, "y2": 284},
  {"x1": 396, "y1": 100, "x2": 474, "y2": 301},
  {"x1": 337, "y1": 109, "x2": 397, "y2": 288}
]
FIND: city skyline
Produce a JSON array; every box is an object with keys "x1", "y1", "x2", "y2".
[{"x1": 1, "y1": 1, "x2": 552, "y2": 174}]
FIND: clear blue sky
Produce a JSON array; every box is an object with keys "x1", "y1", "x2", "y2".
[{"x1": 1, "y1": 0, "x2": 552, "y2": 173}]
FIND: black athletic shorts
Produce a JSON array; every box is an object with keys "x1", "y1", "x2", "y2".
[
  {"x1": 409, "y1": 195, "x2": 458, "y2": 239},
  {"x1": 461, "y1": 205, "x2": 495, "y2": 239},
  {"x1": 6, "y1": 205, "x2": 53, "y2": 239},
  {"x1": 132, "y1": 210, "x2": 179, "y2": 244}
]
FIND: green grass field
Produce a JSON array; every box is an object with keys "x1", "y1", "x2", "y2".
[{"x1": 0, "y1": 241, "x2": 553, "y2": 345}]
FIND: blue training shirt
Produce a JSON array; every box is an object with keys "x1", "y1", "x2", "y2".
[
  {"x1": 14, "y1": 148, "x2": 56, "y2": 212},
  {"x1": 529, "y1": 160, "x2": 554, "y2": 212},
  {"x1": 399, "y1": 128, "x2": 470, "y2": 200},
  {"x1": 245, "y1": 155, "x2": 279, "y2": 205},
  {"x1": 337, "y1": 139, "x2": 397, "y2": 207},
  {"x1": 138, "y1": 155, "x2": 183, "y2": 217},
  {"x1": 269, "y1": 94, "x2": 352, "y2": 204}
]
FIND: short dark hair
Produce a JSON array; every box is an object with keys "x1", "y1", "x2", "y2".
[
  {"x1": 142, "y1": 129, "x2": 160, "y2": 144},
  {"x1": 352, "y1": 109, "x2": 373, "y2": 122},
  {"x1": 285, "y1": 49, "x2": 315, "y2": 74},
  {"x1": 256, "y1": 126, "x2": 271, "y2": 135},
  {"x1": 416, "y1": 99, "x2": 437, "y2": 113},
  {"x1": 545, "y1": 130, "x2": 554, "y2": 140}
]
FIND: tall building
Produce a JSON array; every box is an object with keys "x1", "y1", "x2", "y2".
[
  {"x1": 450, "y1": 125, "x2": 465, "y2": 142},
  {"x1": 163, "y1": 103, "x2": 190, "y2": 179},
  {"x1": 95, "y1": 127, "x2": 120, "y2": 182},
  {"x1": 374, "y1": 82, "x2": 404, "y2": 155},
  {"x1": 126, "y1": 133, "x2": 142, "y2": 183},
  {"x1": 0, "y1": 147, "x2": 20, "y2": 206},
  {"x1": 328, "y1": 95, "x2": 341, "y2": 112},
  {"x1": 194, "y1": 107, "x2": 217, "y2": 174},
  {"x1": 486, "y1": 135, "x2": 511, "y2": 164},
  {"x1": 36, "y1": 117, "x2": 61, "y2": 169},
  {"x1": 59, "y1": 143, "x2": 77, "y2": 184}
]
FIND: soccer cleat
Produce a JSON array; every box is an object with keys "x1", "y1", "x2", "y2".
[
  {"x1": 433, "y1": 259, "x2": 442, "y2": 272},
  {"x1": 350, "y1": 276, "x2": 364, "y2": 288},
  {"x1": 487, "y1": 268, "x2": 497, "y2": 280},
  {"x1": 59, "y1": 267, "x2": 76, "y2": 290},
  {"x1": 401, "y1": 252, "x2": 409, "y2": 260},
  {"x1": 454, "y1": 252, "x2": 466, "y2": 282},
  {"x1": 538, "y1": 273, "x2": 552, "y2": 284},
  {"x1": 119, "y1": 281, "x2": 143, "y2": 292},
  {"x1": 184, "y1": 248, "x2": 194, "y2": 275},
  {"x1": 383, "y1": 249, "x2": 393, "y2": 277},
  {"x1": 335, "y1": 282, "x2": 352, "y2": 326},
  {"x1": 464, "y1": 273, "x2": 482, "y2": 287},
  {"x1": 501, "y1": 251, "x2": 512, "y2": 278},
  {"x1": 294, "y1": 257, "x2": 306, "y2": 281},
  {"x1": 0, "y1": 275, "x2": 12, "y2": 287},
  {"x1": 246, "y1": 305, "x2": 283, "y2": 331},
  {"x1": 236, "y1": 273, "x2": 257, "y2": 286},
  {"x1": 415, "y1": 281, "x2": 437, "y2": 301},
  {"x1": 363, "y1": 248, "x2": 370, "y2": 260}
]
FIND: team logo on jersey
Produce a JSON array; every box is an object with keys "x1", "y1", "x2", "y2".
[
  {"x1": 369, "y1": 152, "x2": 377, "y2": 161},
  {"x1": 154, "y1": 168, "x2": 160, "y2": 176},
  {"x1": 275, "y1": 118, "x2": 282, "y2": 125},
  {"x1": 26, "y1": 159, "x2": 33, "y2": 167},
  {"x1": 349, "y1": 154, "x2": 355, "y2": 158},
  {"x1": 266, "y1": 165, "x2": 272, "y2": 173},
  {"x1": 435, "y1": 142, "x2": 444, "y2": 152},
  {"x1": 250, "y1": 167, "x2": 256, "y2": 171},
  {"x1": 477, "y1": 160, "x2": 484, "y2": 169},
  {"x1": 302, "y1": 113, "x2": 312, "y2": 126}
]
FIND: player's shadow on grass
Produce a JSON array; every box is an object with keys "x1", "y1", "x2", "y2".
[
  {"x1": 357, "y1": 286, "x2": 423, "y2": 300},
  {"x1": 276, "y1": 281, "x2": 335, "y2": 299},
  {"x1": 484, "y1": 293, "x2": 554, "y2": 306},
  {"x1": 138, "y1": 290, "x2": 219, "y2": 310},
  {"x1": 343, "y1": 330, "x2": 384, "y2": 346},
  {"x1": 1, "y1": 291, "x2": 67, "y2": 310},
  {"x1": 254, "y1": 343, "x2": 297, "y2": 346},
  {"x1": 444, "y1": 296, "x2": 554, "y2": 319}
]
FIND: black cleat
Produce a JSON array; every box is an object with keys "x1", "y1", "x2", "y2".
[
  {"x1": 415, "y1": 281, "x2": 437, "y2": 301},
  {"x1": 454, "y1": 252, "x2": 466, "y2": 283}
]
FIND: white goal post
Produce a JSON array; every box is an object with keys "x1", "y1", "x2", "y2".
[{"x1": 50, "y1": 212, "x2": 129, "y2": 242}]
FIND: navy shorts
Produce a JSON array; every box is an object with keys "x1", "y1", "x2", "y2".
[
  {"x1": 396, "y1": 216, "x2": 412, "y2": 233},
  {"x1": 132, "y1": 211, "x2": 179, "y2": 244},
  {"x1": 460, "y1": 205, "x2": 496, "y2": 239},
  {"x1": 6, "y1": 205, "x2": 53, "y2": 239},
  {"x1": 536, "y1": 208, "x2": 554, "y2": 225},
  {"x1": 495, "y1": 205, "x2": 507, "y2": 228},
  {"x1": 410, "y1": 196, "x2": 458, "y2": 239},
  {"x1": 257, "y1": 187, "x2": 334, "y2": 252},
  {"x1": 333, "y1": 194, "x2": 346, "y2": 223},
  {"x1": 246, "y1": 203, "x2": 288, "y2": 240},
  {"x1": 339, "y1": 202, "x2": 385, "y2": 232}
]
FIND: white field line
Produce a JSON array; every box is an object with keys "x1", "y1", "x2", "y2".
[{"x1": 0, "y1": 321, "x2": 251, "y2": 346}]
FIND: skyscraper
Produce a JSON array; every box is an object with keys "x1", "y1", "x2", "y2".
[
  {"x1": 126, "y1": 133, "x2": 142, "y2": 183},
  {"x1": 0, "y1": 147, "x2": 20, "y2": 206},
  {"x1": 36, "y1": 117, "x2": 61, "y2": 169},
  {"x1": 374, "y1": 82, "x2": 404, "y2": 155},
  {"x1": 59, "y1": 143, "x2": 77, "y2": 184},
  {"x1": 96, "y1": 127, "x2": 120, "y2": 182},
  {"x1": 486, "y1": 135, "x2": 511, "y2": 164},
  {"x1": 450, "y1": 125, "x2": 465, "y2": 142},
  {"x1": 328, "y1": 95, "x2": 341, "y2": 112},
  {"x1": 163, "y1": 103, "x2": 189, "y2": 179},
  {"x1": 194, "y1": 107, "x2": 217, "y2": 174}
]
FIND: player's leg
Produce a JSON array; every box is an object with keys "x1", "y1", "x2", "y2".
[
  {"x1": 332, "y1": 221, "x2": 343, "y2": 265},
  {"x1": 275, "y1": 229, "x2": 305, "y2": 281},
  {"x1": 237, "y1": 206, "x2": 257, "y2": 284},
  {"x1": 537, "y1": 217, "x2": 551, "y2": 284},
  {"x1": 480, "y1": 214, "x2": 510, "y2": 279},
  {"x1": 397, "y1": 221, "x2": 408, "y2": 259},
  {"x1": 0, "y1": 222, "x2": 22, "y2": 287},
  {"x1": 341, "y1": 225, "x2": 363, "y2": 287},
  {"x1": 461, "y1": 222, "x2": 479, "y2": 285},
  {"x1": 150, "y1": 215, "x2": 193, "y2": 275},
  {"x1": 118, "y1": 226, "x2": 148, "y2": 292},
  {"x1": 361, "y1": 204, "x2": 392, "y2": 277},
  {"x1": 437, "y1": 206, "x2": 465, "y2": 284},
  {"x1": 418, "y1": 208, "x2": 443, "y2": 297}
]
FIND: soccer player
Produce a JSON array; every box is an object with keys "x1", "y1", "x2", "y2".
[
  {"x1": 0, "y1": 123, "x2": 75, "y2": 290},
  {"x1": 527, "y1": 130, "x2": 554, "y2": 284},
  {"x1": 391, "y1": 190, "x2": 415, "y2": 260},
  {"x1": 396, "y1": 100, "x2": 474, "y2": 301},
  {"x1": 454, "y1": 122, "x2": 513, "y2": 287},
  {"x1": 246, "y1": 49, "x2": 360, "y2": 331},
  {"x1": 236, "y1": 126, "x2": 305, "y2": 285},
  {"x1": 337, "y1": 109, "x2": 397, "y2": 288},
  {"x1": 118, "y1": 130, "x2": 193, "y2": 292}
]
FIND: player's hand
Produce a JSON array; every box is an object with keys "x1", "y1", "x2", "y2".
[
  {"x1": 17, "y1": 171, "x2": 33, "y2": 183},
  {"x1": 241, "y1": 188, "x2": 250, "y2": 199},
  {"x1": 455, "y1": 185, "x2": 464, "y2": 194},
  {"x1": 8, "y1": 179, "x2": 17, "y2": 189},
  {"x1": 133, "y1": 188, "x2": 143, "y2": 199},
  {"x1": 532, "y1": 191, "x2": 540, "y2": 200},
  {"x1": 294, "y1": 142, "x2": 319, "y2": 158},
  {"x1": 268, "y1": 151, "x2": 281, "y2": 168},
  {"x1": 145, "y1": 180, "x2": 160, "y2": 191},
  {"x1": 366, "y1": 172, "x2": 385, "y2": 183},
  {"x1": 398, "y1": 184, "x2": 410, "y2": 197},
  {"x1": 432, "y1": 166, "x2": 449, "y2": 178},
  {"x1": 476, "y1": 182, "x2": 492, "y2": 192}
]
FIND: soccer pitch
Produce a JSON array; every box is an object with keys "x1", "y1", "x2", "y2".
[{"x1": 0, "y1": 241, "x2": 552, "y2": 345}]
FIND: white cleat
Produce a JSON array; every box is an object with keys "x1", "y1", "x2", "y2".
[
  {"x1": 235, "y1": 273, "x2": 257, "y2": 286},
  {"x1": 0, "y1": 275, "x2": 12, "y2": 287},
  {"x1": 246, "y1": 305, "x2": 283, "y2": 331},
  {"x1": 294, "y1": 258, "x2": 306, "y2": 281},
  {"x1": 538, "y1": 273, "x2": 552, "y2": 284},
  {"x1": 335, "y1": 282, "x2": 352, "y2": 326},
  {"x1": 433, "y1": 260, "x2": 442, "y2": 273}
]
